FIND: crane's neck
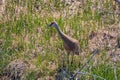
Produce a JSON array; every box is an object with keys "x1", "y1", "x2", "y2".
[
  {"x1": 54, "y1": 24, "x2": 67, "y2": 43},
  {"x1": 54, "y1": 24, "x2": 63, "y2": 37}
]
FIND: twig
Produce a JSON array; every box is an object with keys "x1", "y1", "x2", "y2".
[
  {"x1": 111, "y1": 49, "x2": 118, "y2": 80},
  {"x1": 69, "y1": 49, "x2": 99, "y2": 80},
  {"x1": 112, "y1": 55, "x2": 118, "y2": 80},
  {"x1": 61, "y1": 68, "x2": 70, "y2": 78},
  {"x1": 114, "y1": 62, "x2": 118, "y2": 80},
  {"x1": 115, "y1": 0, "x2": 120, "y2": 5},
  {"x1": 97, "y1": 7, "x2": 120, "y2": 15},
  {"x1": 77, "y1": 71, "x2": 106, "y2": 80}
]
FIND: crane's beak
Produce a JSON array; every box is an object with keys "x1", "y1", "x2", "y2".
[
  {"x1": 48, "y1": 23, "x2": 52, "y2": 27},
  {"x1": 46, "y1": 24, "x2": 50, "y2": 27},
  {"x1": 46, "y1": 23, "x2": 51, "y2": 27},
  {"x1": 45, "y1": 19, "x2": 51, "y2": 27}
]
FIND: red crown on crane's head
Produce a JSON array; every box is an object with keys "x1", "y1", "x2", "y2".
[{"x1": 49, "y1": 22, "x2": 57, "y2": 27}]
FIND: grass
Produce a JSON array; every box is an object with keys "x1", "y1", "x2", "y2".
[{"x1": 0, "y1": 0, "x2": 120, "y2": 80}]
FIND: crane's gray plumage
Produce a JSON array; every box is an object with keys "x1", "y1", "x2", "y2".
[{"x1": 49, "y1": 22, "x2": 80, "y2": 55}]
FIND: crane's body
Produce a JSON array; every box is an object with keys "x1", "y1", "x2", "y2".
[
  {"x1": 59, "y1": 31, "x2": 79, "y2": 55},
  {"x1": 49, "y1": 22, "x2": 80, "y2": 64}
]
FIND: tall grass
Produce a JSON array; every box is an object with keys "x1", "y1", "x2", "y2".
[{"x1": 0, "y1": 0, "x2": 120, "y2": 79}]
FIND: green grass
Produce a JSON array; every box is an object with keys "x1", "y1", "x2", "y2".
[{"x1": 0, "y1": 0, "x2": 120, "y2": 79}]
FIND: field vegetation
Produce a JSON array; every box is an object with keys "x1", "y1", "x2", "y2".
[{"x1": 0, "y1": 0, "x2": 120, "y2": 80}]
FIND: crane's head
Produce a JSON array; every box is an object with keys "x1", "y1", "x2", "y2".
[{"x1": 49, "y1": 22, "x2": 58, "y2": 28}]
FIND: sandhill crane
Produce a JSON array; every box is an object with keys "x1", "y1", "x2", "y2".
[{"x1": 49, "y1": 22, "x2": 80, "y2": 64}]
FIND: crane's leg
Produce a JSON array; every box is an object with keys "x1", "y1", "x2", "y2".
[
  {"x1": 71, "y1": 53, "x2": 74, "y2": 65},
  {"x1": 62, "y1": 51, "x2": 65, "y2": 68},
  {"x1": 67, "y1": 52, "x2": 70, "y2": 72},
  {"x1": 67, "y1": 52, "x2": 70, "y2": 65}
]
